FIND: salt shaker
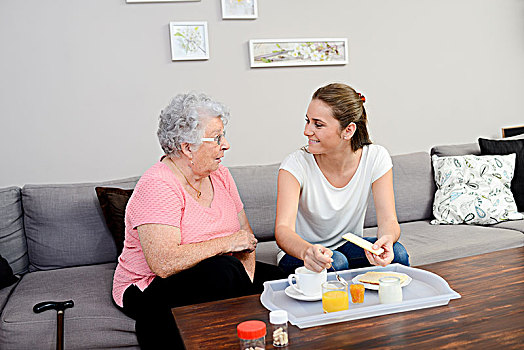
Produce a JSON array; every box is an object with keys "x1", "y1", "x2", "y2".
[
  {"x1": 378, "y1": 276, "x2": 403, "y2": 304},
  {"x1": 269, "y1": 310, "x2": 289, "y2": 347},
  {"x1": 237, "y1": 320, "x2": 266, "y2": 350}
]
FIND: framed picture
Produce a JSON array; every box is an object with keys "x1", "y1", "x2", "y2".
[
  {"x1": 221, "y1": 0, "x2": 258, "y2": 19},
  {"x1": 502, "y1": 125, "x2": 524, "y2": 138},
  {"x1": 169, "y1": 21, "x2": 209, "y2": 61},
  {"x1": 249, "y1": 38, "x2": 348, "y2": 68},
  {"x1": 127, "y1": 0, "x2": 200, "y2": 3}
]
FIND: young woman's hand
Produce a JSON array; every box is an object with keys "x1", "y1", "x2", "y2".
[
  {"x1": 364, "y1": 235, "x2": 394, "y2": 267},
  {"x1": 302, "y1": 244, "x2": 333, "y2": 272}
]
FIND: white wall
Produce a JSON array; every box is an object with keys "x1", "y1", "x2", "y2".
[{"x1": 1, "y1": 0, "x2": 523, "y2": 187}]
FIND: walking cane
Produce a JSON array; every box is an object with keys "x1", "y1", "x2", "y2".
[{"x1": 33, "y1": 300, "x2": 74, "y2": 350}]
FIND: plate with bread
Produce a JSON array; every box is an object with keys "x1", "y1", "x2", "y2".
[{"x1": 352, "y1": 271, "x2": 412, "y2": 290}]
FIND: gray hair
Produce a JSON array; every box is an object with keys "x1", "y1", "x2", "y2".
[{"x1": 157, "y1": 92, "x2": 230, "y2": 156}]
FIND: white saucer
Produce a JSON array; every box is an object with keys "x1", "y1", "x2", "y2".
[
  {"x1": 352, "y1": 272, "x2": 412, "y2": 290},
  {"x1": 284, "y1": 285, "x2": 322, "y2": 301}
]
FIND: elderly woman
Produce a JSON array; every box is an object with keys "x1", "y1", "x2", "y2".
[{"x1": 112, "y1": 92, "x2": 285, "y2": 349}]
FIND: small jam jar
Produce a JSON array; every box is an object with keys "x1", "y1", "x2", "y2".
[
  {"x1": 349, "y1": 283, "x2": 365, "y2": 304},
  {"x1": 269, "y1": 310, "x2": 289, "y2": 347},
  {"x1": 237, "y1": 320, "x2": 266, "y2": 350},
  {"x1": 378, "y1": 276, "x2": 403, "y2": 304}
]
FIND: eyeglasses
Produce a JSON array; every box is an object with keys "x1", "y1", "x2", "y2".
[{"x1": 201, "y1": 131, "x2": 226, "y2": 146}]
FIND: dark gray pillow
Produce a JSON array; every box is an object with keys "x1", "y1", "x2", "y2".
[
  {"x1": 0, "y1": 254, "x2": 18, "y2": 289},
  {"x1": 95, "y1": 187, "x2": 134, "y2": 256},
  {"x1": 479, "y1": 138, "x2": 524, "y2": 212}
]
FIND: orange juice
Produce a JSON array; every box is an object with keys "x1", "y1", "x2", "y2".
[{"x1": 322, "y1": 290, "x2": 349, "y2": 313}]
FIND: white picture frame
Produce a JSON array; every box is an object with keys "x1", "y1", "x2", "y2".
[
  {"x1": 127, "y1": 0, "x2": 200, "y2": 3},
  {"x1": 221, "y1": 0, "x2": 258, "y2": 19},
  {"x1": 169, "y1": 21, "x2": 209, "y2": 61},
  {"x1": 249, "y1": 38, "x2": 348, "y2": 68}
]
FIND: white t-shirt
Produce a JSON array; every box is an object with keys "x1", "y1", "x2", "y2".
[{"x1": 277, "y1": 144, "x2": 392, "y2": 261}]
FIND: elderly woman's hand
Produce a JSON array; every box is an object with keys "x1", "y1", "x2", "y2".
[{"x1": 227, "y1": 230, "x2": 258, "y2": 253}]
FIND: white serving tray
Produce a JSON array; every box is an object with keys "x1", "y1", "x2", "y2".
[{"x1": 260, "y1": 264, "x2": 460, "y2": 329}]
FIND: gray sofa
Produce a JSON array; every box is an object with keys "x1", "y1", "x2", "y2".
[{"x1": 1, "y1": 142, "x2": 522, "y2": 349}]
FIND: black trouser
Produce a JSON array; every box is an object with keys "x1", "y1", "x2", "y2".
[{"x1": 116, "y1": 255, "x2": 286, "y2": 349}]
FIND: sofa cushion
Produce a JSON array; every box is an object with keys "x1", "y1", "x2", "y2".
[
  {"x1": 493, "y1": 219, "x2": 524, "y2": 234},
  {"x1": 363, "y1": 220, "x2": 524, "y2": 266},
  {"x1": 95, "y1": 187, "x2": 134, "y2": 256},
  {"x1": 431, "y1": 154, "x2": 521, "y2": 225},
  {"x1": 364, "y1": 152, "x2": 435, "y2": 227},
  {"x1": 229, "y1": 163, "x2": 280, "y2": 242},
  {"x1": 0, "y1": 282, "x2": 18, "y2": 316},
  {"x1": 478, "y1": 138, "x2": 524, "y2": 212},
  {"x1": 22, "y1": 177, "x2": 139, "y2": 272},
  {"x1": 255, "y1": 241, "x2": 280, "y2": 265},
  {"x1": 0, "y1": 263, "x2": 139, "y2": 350},
  {"x1": 259, "y1": 219, "x2": 524, "y2": 268},
  {"x1": 0, "y1": 186, "x2": 28, "y2": 275}
]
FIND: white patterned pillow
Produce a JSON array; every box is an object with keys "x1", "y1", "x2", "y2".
[{"x1": 431, "y1": 153, "x2": 523, "y2": 225}]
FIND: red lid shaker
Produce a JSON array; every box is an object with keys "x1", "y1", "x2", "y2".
[{"x1": 237, "y1": 320, "x2": 266, "y2": 349}]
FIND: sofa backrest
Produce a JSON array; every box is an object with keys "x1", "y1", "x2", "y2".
[
  {"x1": 22, "y1": 177, "x2": 139, "y2": 272},
  {"x1": 231, "y1": 152, "x2": 438, "y2": 237},
  {"x1": 430, "y1": 142, "x2": 480, "y2": 156},
  {"x1": 0, "y1": 186, "x2": 28, "y2": 275},
  {"x1": 364, "y1": 152, "x2": 436, "y2": 227},
  {"x1": 3, "y1": 146, "x2": 471, "y2": 273},
  {"x1": 229, "y1": 164, "x2": 280, "y2": 242}
]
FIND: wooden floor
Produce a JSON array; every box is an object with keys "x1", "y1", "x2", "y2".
[{"x1": 173, "y1": 247, "x2": 524, "y2": 349}]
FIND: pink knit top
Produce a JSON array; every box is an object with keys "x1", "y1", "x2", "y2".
[{"x1": 112, "y1": 161, "x2": 244, "y2": 307}]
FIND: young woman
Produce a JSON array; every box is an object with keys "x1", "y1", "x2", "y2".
[{"x1": 275, "y1": 83, "x2": 410, "y2": 274}]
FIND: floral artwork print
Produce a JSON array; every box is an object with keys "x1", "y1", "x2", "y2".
[
  {"x1": 222, "y1": 0, "x2": 257, "y2": 18},
  {"x1": 169, "y1": 22, "x2": 209, "y2": 60},
  {"x1": 249, "y1": 39, "x2": 347, "y2": 67},
  {"x1": 173, "y1": 27, "x2": 206, "y2": 55},
  {"x1": 431, "y1": 154, "x2": 523, "y2": 225}
]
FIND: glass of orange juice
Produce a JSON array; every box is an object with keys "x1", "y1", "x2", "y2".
[{"x1": 321, "y1": 281, "x2": 349, "y2": 313}]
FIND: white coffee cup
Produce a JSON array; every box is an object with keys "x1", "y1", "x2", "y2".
[{"x1": 287, "y1": 267, "x2": 327, "y2": 296}]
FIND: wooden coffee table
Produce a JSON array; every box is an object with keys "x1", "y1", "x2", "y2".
[{"x1": 172, "y1": 247, "x2": 524, "y2": 349}]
